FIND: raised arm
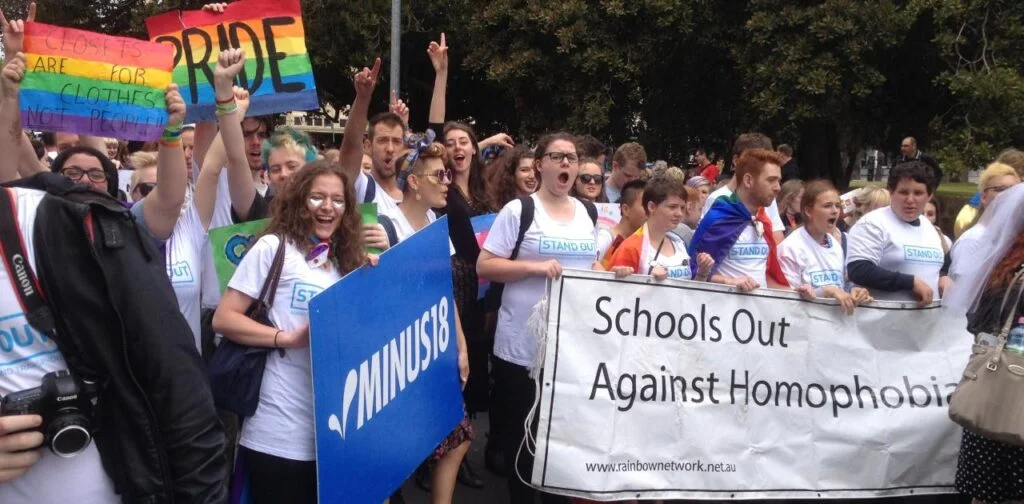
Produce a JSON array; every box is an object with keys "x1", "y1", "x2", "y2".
[
  {"x1": 0, "y1": 53, "x2": 25, "y2": 183},
  {"x1": 194, "y1": 87, "x2": 250, "y2": 229},
  {"x1": 211, "y1": 49, "x2": 257, "y2": 224},
  {"x1": 339, "y1": 57, "x2": 381, "y2": 179},
  {"x1": 138, "y1": 86, "x2": 188, "y2": 239},
  {"x1": 427, "y1": 33, "x2": 448, "y2": 125}
]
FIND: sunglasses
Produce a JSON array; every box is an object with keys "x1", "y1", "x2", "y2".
[
  {"x1": 135, "y1": 182, "x2": 157, "y2": 198},
  {"x1": 423, "y1": 168, "x2": 453, "y2": 185},
  {"x1": 577, "y1": 174, "x2": 603, "y2": 185}
]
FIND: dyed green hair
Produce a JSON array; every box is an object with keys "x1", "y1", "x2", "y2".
[{"x1": 260, "y1": 126, "x2": 318, "y2": 167}]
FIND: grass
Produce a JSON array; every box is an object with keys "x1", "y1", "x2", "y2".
[{"x1": 850, "y1": 179, "x2": 977, "y2": 197}]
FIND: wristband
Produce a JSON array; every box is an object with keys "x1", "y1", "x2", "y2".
[
  {"x1": 215, "y1": 95, "x2": 236, "y2": 104},
  {"x1": 274, "y1": 329, "x2": 282, "y2": 348},
  {"x1": 216, "y1": 99, "x2": 239, "y2": 116},
  {"x1": 159, "y1": 139, "x2": 182, "y2": 149}
]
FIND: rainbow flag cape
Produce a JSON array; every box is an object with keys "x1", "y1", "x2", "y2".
[
  {"x1": 20, "y1": 23, "x2": 173, "y2": 141},
  {"x1": 145, "y1": 0, "x2": 318, "y2": 122}
]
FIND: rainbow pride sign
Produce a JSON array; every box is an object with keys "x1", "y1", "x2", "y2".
[
  {"x1": 20, "y1": 23, "x2": 173, "y2": 141},
  {"x1": 146, "y1": 0, "x2": 318, "y2": 122}
]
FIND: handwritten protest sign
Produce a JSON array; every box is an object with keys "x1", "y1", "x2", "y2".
[
  {"x1": 145, "y1": 0, "x2": 318, "y2": 122},
  {"x1": 20, "y1": 23, "x2": 173, "y2": 141}
]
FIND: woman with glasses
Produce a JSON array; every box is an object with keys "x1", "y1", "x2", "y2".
[
  {"x1": 213, "y1": 160, "x2": 369, "y2": 504},
  {"x1": 478, "y1": 132, "x2": 597, "y2": 503},
  {"x1": 49, "y1": 146, "x2": 120, "y2": 198},
  {"x1": 571, "y1": 158, "x2": 609, "y2": 203},
  {"x1": 386, "y1": 139, "x2": 473, "y2": 504}
]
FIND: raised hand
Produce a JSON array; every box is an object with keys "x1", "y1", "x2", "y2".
[
  {"x1": 353, "y1": 57, "x2": 381, "y2": 98},
  {"x1": 1, "y1": 52, "x2": 26, "y2": 100},
  {"x1": 390, "y1": 90, "x2": 409, "y2": 126},
  {"x1": 201, "y1": 3, "x2": 228, "y2": 14},
  {"x1": 164, "y1": 84, "x2": 186, "y2": 125},
  {"x1": 213, "y1": 48, "x2": 246, "y2": 99},
  {"x1": 0, "y1": 2, "x2": 34, "y2": 59},
  {"x1": 427, "y1": 32, "x2": 448, "y2": 73},
  {"x1": 480, "y1": 133, "x2": 515, "y2": 151},
  {"x1": 233, "y1": 86, "x2": 251, "y2": 116}
]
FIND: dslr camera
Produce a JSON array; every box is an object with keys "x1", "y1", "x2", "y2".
[{"x1": 0, "y1": 370, "x2": 98, "y2": 458}]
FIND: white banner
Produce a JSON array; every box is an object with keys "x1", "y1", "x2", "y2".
[{"x1": 531, "y1": 270, "x2": 971, "y2": 501}]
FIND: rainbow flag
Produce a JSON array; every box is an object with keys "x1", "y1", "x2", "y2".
[
  {"x1": 20, "y1": 23, "x2": 173, "y2": 141},
  {"x1": 145, "y1": 0, "x2": 318, "y2": 123}
]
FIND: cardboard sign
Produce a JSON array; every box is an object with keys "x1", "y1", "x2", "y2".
[
  {"x1": 20, "y1": 22, "x2": 173, "y2": 140},
  {"x1": 309, "y1": 217, "x2": 464, "y2": 504},
  {"x1": 207, "y1": 218, "x2": 269, "y2": 294},
  {"x1": 145, "y1": 0, "x2": 318, "y2": 122}
]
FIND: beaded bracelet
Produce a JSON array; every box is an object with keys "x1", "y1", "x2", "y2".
[
  {"x1": 215, "y1": 99, "x2": 238, "y2": 116},
  {"x1": 161, "y1": 119, "x2": 183, "y2": 144}
]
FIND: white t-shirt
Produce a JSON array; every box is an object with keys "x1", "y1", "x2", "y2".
[
  {"x1": 228, "y1": 235, "x2": 342, "y2": 461},
  {"x1": 596, "y1": 227, "x2": 617, "y2": 260},
  {"x1": 201, "y1": 170, "x2": 236, "y2": 310},
  {"x1": 0, "y1": 188, "x2": 117, "y2": 503},
  {"x1": 701, "y1": 184, "x2": 785, "y2": 231},
  {"x1": 778, "y1": 227, "x2": 846, "y2": 296},
  {"x1": 654, "y1": 236, "x2": 693, "y2": 280},
  {"x1": 714, "y1": 223, "x2": 770, "y2": 288},
  {"x1": 384, "y1": 208, "x2": 453, "y2": 254},
  {"x1": 356, "y1": 171, "x2": 401, "y2": 217},
  {"x1": 165, "y1": 203, "x2": 207, "y2": 350},
  {"x1": 846, "y1": 206, "x2": 944, "y2": 301},
  {"x1": 483, "y1": 195, "x2": 597, "y2": 367}
]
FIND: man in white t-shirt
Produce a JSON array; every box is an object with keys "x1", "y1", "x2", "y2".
[
  {"x1": 690, "y1": 148, "x2": 787, "y2": 292},
  {"x1": 846, "y1": 161, "x2": 947, "y2": 304},
  {"x1": 700, "y1": 132, "x2": 786, "y2": 246}
]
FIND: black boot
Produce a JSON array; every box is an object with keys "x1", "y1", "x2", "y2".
[
  {"x1": 458, "y1": 458, "x2": 485, "y2": 489},
  {"x1": 484, "y1": 439, "x2": 505, "y2": 476}
]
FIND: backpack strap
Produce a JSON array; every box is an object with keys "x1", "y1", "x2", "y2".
[
  {"x1": 579, "y1": 198, "x2": 598, "y2": 226},
  {"x1": 363, "y1": 176, "x2": 377, "y2": 204},
  {"x1": 510, "y1": 196, "x2": 535, "y2": 260},
  {"x1": 0, "y1": 188, "x2": 56, "y2": 337},
  {"x1": 378, "y1": 214, "x2": 400, "y2": 248},
  {"x1": 841, "y1": 231, "x2": 848, "y2": 261}
]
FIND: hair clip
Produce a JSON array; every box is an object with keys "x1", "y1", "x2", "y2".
[{"x1": 398, "y1": 129, "x2": 437, "y2": 191}]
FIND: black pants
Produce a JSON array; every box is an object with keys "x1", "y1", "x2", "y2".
[
  {"x1": 491, "y1": 356, "x2": 566, "y2": 504},
  {"x1": 240, "y1": 446, "x2": 317, "y2": 504}
]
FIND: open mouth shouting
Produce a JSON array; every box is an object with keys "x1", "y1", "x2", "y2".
[
  {"x1": 453, "y1": 151, "x2": 468, "y2": 170},
  {"x1": 313, "y1": 212, "x2": 338, "y2": 239},
  {"x1": 557, "y1": 171, "x2": 571, "y2": 185}
]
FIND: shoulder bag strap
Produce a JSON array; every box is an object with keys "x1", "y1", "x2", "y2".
[
  {"x1": 260, "y1": 235, "x2": 288, "y2": 308},
  {"x1": 0, "y1": 188, "x2": 56, "y2": 337},
  {"x1": 511, "y1": 196, "x2": 535, "y2": 261},
  {"x1": 986, "y1": 267, "x2": 1024, "y2": 371}
]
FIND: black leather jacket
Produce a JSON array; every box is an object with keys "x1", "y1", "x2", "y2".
[{"x1": 3, "y1": 174, "x2": 227, "y2": 503}]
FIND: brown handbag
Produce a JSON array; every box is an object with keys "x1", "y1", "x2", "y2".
[{"x1": 948, "y1": 267, "x2": 1024, "y2": 446}]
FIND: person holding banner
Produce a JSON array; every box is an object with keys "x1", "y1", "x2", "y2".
[
  {"x1": 597, "y1": 179, "x2": 647, "y2": 266},
  {"x1": 846, "y1": 161, "x2": 946, "y2": 305},
  {"x1": 777, "y1": 180, "x2": 873, "y2": 315},
  {"x1": 387, "y1": 137, "x2": 475, "y2": 503},
  {"x1": 478, "y1": 132, "x2": 596, "y2": 504},
  {"x1": 690, "y1": 148, "x2": 789, "y2": 292},
  {"x1": 606, "y1": 175, "x2": 714, "y2": 281},
  {"x1": 213, "y1": 160, "x2": 372, "y2": 503}
]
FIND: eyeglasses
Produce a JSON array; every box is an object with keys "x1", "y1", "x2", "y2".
[
  {"x1": 984, "y1": 184, "x2": 1013, "y2": 194},
  {"x1": 62, "y1": 167, "x2": 107, "y2": 183},
  {"x1": 541, "y1": 152, "x2": 579, "y2": 165},
  {"x1": 308, "y1": 195, "x2": 345, "y2": 210},
  {"x1": 577, "y1": 174, "x2": 602, "y2": 185},
  {"x1": 423, "y1": 168, "x2": 453, "y2": 185},
  {"x1": 134, "y1": 182, "x2": 157, "y2": 198}
]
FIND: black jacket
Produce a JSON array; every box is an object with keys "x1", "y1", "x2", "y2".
[{"x1": 2, "y1": 174, "x2": 227, "y2": 503}]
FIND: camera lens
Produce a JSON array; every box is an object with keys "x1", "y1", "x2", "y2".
[{"x1": 47, "y1": 412, "x2": 92, "y2": 458}]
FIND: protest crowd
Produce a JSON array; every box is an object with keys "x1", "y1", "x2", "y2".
[{"x1": 0, "y1": 1, "x2": 1023, "y2": 504}]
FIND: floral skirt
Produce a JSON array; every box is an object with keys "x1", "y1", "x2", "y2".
[{"x1": 431, "y1": 412, "x2": 475, "y2": 462}]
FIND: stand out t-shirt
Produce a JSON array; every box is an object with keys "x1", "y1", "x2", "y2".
[
  {"x1": 778, "y1": 227, "x2": 846, "y2": 296},
  {"x1": 609, "y1": 230, "x2": 693, "y2": 280},
  {"x1": 483, "y1": 194, "x2": 597, "y2": 367},
  {"x1": 846, "y1": 206, "x2": 944, "y2": 301},
  {"x1": 384, "y1": 208, "x2": 454, "y2": 254},
  {"x1": 715, "y1": 222, "x2": 770, "y2": 288},
  {"x1": 0, "y1": 188, "x2": 117, "y2": 503},
  {"x1": 229, "y1": 235, "x2": 342, "y2": 461}
]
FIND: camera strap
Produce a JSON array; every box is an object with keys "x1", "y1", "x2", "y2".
[{"x1": 0, "y1": 188, "x2": 56, "y2": 337}]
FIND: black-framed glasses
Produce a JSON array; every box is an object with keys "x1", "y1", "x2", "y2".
[
  {"x1": 541, "y1": 152, "x2": 579, "y2": 165},
  {"x1": 577, "y1": 174, "x2": 602, "y2": 185},
  {"x1": 135, "y1": 182, "x2": 157, "y2": 198},
  {"x1": 423, "y1": 168, "x2": 453, "y2": 185},
  {"x1": 61, "y1": 167, "x2": 107, "y2": 183}
]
